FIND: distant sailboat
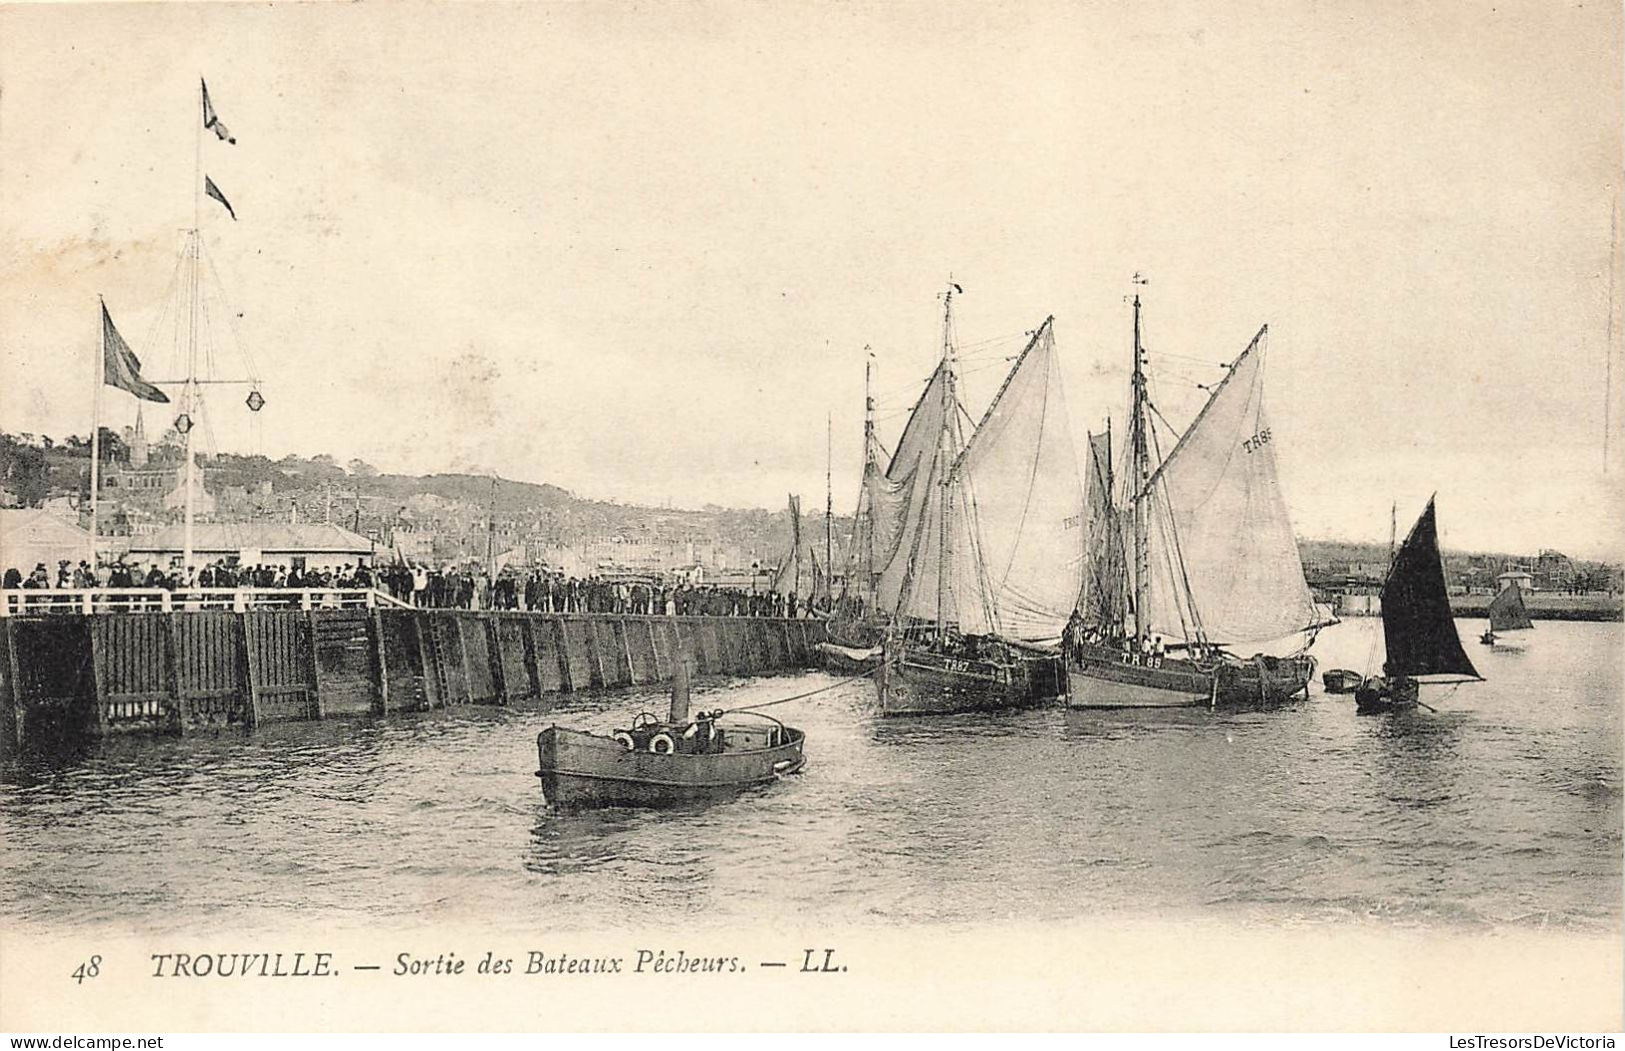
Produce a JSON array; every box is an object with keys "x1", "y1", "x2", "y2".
[
  {"x1": 771, "y1": 493, "x2": 826, "y2": 612},
  {"x1": 1479, "y1": 581, "x2": 1534, "y2": 647},
  {"x1": 1066, "y1": 290, "x2": 1326, "y2": 710},
  {"x1": 1355, "y1": 496, "x2": 1483, "y2": 713}
]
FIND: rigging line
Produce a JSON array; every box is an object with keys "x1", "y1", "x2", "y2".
[
  {"x1": 138, "y1": 246, "x2": 188, "y2": 379},
  {"x1": 1145, "y1": 400, "x2": 1183, "y2": 442},
  {"x1": 1147, "y1": 420, "x2": 1203, "y2": 645},
  {"x1": 955, "y1": 329, "x2": 1032, "y2": 351},
  {"x1": 955, "y1": 458, "x2": 999, "y2": 633},
  {"x1": 1148, "y1": 350, "x2": 1231, "y2": 368},
  {"x1": 201, "y1": 239, "x2": 263, "y2": 384}
]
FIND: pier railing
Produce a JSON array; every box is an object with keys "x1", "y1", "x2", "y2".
[{"x1": 0, "y1": 587, "x2": 413, "y2": 618}]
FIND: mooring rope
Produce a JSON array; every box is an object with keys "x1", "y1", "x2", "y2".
[{"x1": 716, "y1": 660, "x2": 884, "y2": 714}]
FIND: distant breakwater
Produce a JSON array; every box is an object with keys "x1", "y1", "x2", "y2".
[
  {"x1": 1450, "y1": 594, "x2": 1622, "y2": 622},
  {"x1": 1337, "y1": 593, "x2": 1622, "y2": 621},
  {"x1": 0, "y1": 610, "x2": 824, "y2": 754}
]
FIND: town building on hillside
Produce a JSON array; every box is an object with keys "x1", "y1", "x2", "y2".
[
  {"x1": 128, "y1": 522, "x2": 374, "y2": 571},
  {"x1": 0, "y1": 509, "x2": 91, "y2": 577},
  {"x1": 1533, "y1": 549, "x2": 1574, "y2": 591}
]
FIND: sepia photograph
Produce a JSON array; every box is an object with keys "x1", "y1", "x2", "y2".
[{"x1": 0, "y1": 0, "x2": 1620, "y2": 1036}]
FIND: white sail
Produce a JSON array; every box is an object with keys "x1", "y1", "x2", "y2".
[
  {"x1": 952, "y1": 320, "x2": 1085, "y2": 642},
  {"x1": 1080, "y1": 427, "x2": 1123, "y2": 630},
  {"x1": 1139, "y1": 328, "x2": 1320, "y2": 644},
  {"x1": 873, "y1": 362, "x2": 958, "y2": 618}
]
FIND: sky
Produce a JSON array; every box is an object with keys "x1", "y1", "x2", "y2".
[{"x1": 1, "y1": 1, "x2": 1620, "y2": 559}]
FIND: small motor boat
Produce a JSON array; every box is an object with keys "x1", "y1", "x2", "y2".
[{"x1": 535, "y1": 645, "x2": 805, "y2": 808}]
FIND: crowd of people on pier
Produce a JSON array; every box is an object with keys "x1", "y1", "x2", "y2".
[
  {"x1": 1, "y1": 558, "x2": 826, "y2": 619},
  {"x1": 371, "y1": 565, "x2": 819, "y2": 618},
  {"x1": 1, "y1": 559, "x2": 378, "y2": 592}
]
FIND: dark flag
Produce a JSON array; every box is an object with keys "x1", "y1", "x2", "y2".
[
  {"x1": 201, "y1": 79, "x2": 235, "y2": 144},
  {"x1": 204, "y1": 176, "x2": 237, "y2": 220},
  {"x1": 101, "y1": 301, "x2": 169, "y2": 403}
]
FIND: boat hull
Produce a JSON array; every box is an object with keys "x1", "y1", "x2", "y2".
[
  {"x1": 878, "y1": 644, "x2": 1064, "y2": 716},
  {"x1": 535, "y1": 725, "x2": 805, "y2": 808},
  {"x1": 816, "y1": 641, "x2": 884, "y2": 674},
  {"x1": 1065, "y1": 641, "x2": 1314, "y2": 710},
  {"x1": 1354, "y1": 676, "x2": 1419, "y2": 714},
  {"x1": 1322, "y1": 668, "x2": 1363, "y2": 694}
]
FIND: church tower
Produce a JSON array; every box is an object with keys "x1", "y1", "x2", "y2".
[{"x1": 130, "y1": 410, "x2": 148, "y2": 468}]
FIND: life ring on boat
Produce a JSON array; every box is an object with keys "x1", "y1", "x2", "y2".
[
  {"x1": 649, "y1": 732, "x2": 676, "y2": 755},
  {"x1": 612, "y1": 731, "x2": 636, "y2": 751}
]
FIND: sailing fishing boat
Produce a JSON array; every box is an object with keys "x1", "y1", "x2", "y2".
[
  {"x1": 820, "y1": 356, "x2": 891, "y2": 671},
  {"x1": 1355, "y1": 497, "x2": 1482, "y2": 713},
  {"x1": 1479, "y1": 581, "x2": 1534, "y2": 647},
  {"x1": 876, "y1": 284, "x2": 1082, "y2": 715},
  {"x1": 1066, "y1": 289, "x2": 1326, "y2": 710}
]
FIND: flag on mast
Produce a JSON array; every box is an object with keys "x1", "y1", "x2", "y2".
[
  {"x1": 204, "y1": 176, "x2": 237, "y2": 220},
  {"x1": 101, "y1": 300, "x2": 169, "y2": 403},
  {"x1": 201, "y1": 78, "x2": 235, "y2": 144}
]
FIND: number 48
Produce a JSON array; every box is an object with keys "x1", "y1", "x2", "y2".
[{"x1": 71, "y1": 955, "x2": 101, "y2": 984}]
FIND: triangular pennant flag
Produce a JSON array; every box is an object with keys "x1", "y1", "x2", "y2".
[
  {"x1": 101, "y1": 301, "x2": 169, "y2": 403},
  {"x1": 201, "y1": 78, "x2": 236, "y2": 144},
  {"x1": 204, "y1": 176, "x2": 237, "y2": 220}
]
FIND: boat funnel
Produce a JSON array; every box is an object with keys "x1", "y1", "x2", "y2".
[{"x1": 669, "y1": 641, "x2": 693, "y2": 724}]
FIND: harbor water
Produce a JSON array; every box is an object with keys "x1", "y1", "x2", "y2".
[{"x1": 1, "y1": 619, "x2": 1618, "y2": 936}]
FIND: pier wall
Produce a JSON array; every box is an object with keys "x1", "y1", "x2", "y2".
[{"x1": 0, "y1": 611, "x2": 823, "y2": 752}]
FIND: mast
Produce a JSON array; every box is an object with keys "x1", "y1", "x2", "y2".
[
  {"x1": 1388, "y1": 502, "x2": 1397, "y2": 571},
  {"x1": 863, "y1": 353, "x2": 875, "y2": 600},
  {"x1": 1129, "y1": 284, "x2": 1149, "y2": 645},
  {"x1": 825, "y1": 412, "x2": 833, "y2": 609},
  {"x1": 486, "y1": 475, "x2": 498, "y2": 580},
  {"x1": 1606, "y1": 199, "x2": 1618, "y2": 472},
  {"x1": 936, "y1": 280, "x2": 959, "y2": 630},
  {"x1": 89, "y1": 301, "x2": 103, "y2": 569},
  {"x1": 181, "y1": 234, "x2": 200, "y2": 575},
  {"x1": 181, "y1": 79, "x2": 206, "y2": 575}
]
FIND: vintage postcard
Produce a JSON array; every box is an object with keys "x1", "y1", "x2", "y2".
[{"x1": 1, "y1": 0, "x2": 1620, "y2": 1035}]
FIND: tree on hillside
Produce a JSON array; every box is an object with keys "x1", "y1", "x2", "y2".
[{"x1": 0, "y1": 432, "x2": 49, "y2": 506}]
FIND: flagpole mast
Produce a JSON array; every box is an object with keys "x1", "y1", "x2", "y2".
[
  {"x1": 182, "y1": 79, "x2": 205, "y2": 575},
  {"x1": 90, "y1": 299, "x2": 103, "y2": 570}
]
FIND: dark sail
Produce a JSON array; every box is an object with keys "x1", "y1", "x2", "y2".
[
  {"x1": 1487, "y1": 583, "x2": 1534, "y2": 632},
  {"x1": 1380, "y1": 498, "x2": 1480, "y2": 679}
]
